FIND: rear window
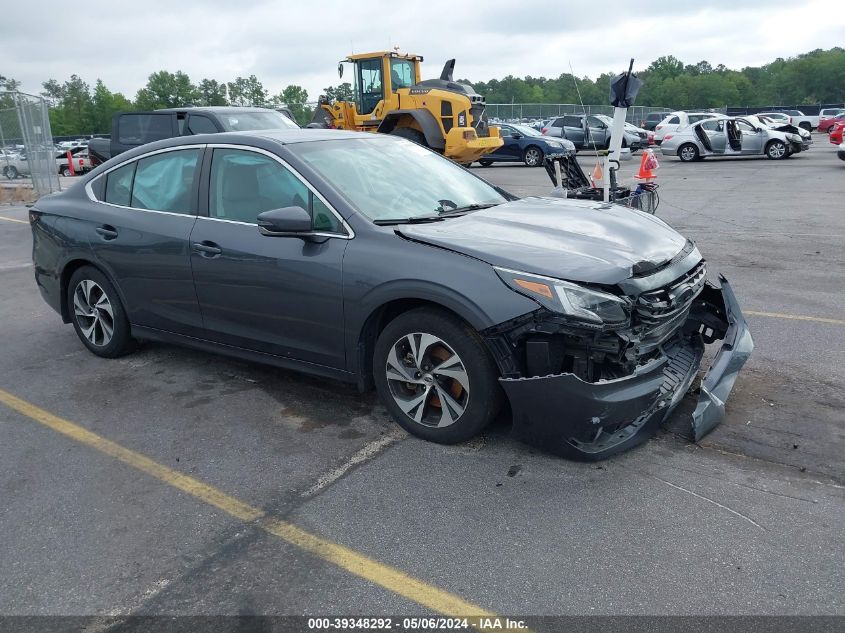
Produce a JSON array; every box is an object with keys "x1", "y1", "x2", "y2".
[
  {"x1": 117, "y1": 114, "x2": 173, "y2": 145},
  {"x1": 647, "y1": 112, "x2": 666, "y2": 121},
  {"x1": 666, "y1": 116, "x2": 681, "y2": 125}
]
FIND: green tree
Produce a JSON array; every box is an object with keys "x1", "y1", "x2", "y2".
[
  {"x1": 226, "y1": 75, "x2": 267, "y2": 106},
  {"x1": 272, "y1": 85, "x2": 310, "y2": 125},
  {"x1": 135, "y1": 71, "x2": 199, "y2": 109},
  {"x1": 322, "y1": 83, "x2": 353, "y2": 102},
  {"x1": 197, "y1": 79, "x2": 228, "y2": 106}
]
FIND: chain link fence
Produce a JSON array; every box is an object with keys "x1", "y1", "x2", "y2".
[
  {"x1": 484, "y1": 104, "x2": 729, "y2": 125},
  {"x1": 1, "y1": 91, "x2": 61, "y2": 198}
]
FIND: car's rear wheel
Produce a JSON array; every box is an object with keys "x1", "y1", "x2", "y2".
[
  {"x1": 5, "y1": 166, "x2": 18, "y2": 179},
  {"x1": 61, "y1": 167, "x2": 72, "y2": 177},
  {"x1": 766, "y1": 140, "x2": 787, "y2": 160},
  {"x1": 373, "y1": 308, "x2": 501, "y2": 444},
  {"x1": 678, "y1": 143, "x2": 699, "y2": 162},
  {"x1": 478, "y1": 159, "x2": 494, "y2": 167},
  {"x1": 523, "y1": 146, "x2": 543, "y2": 167},
  {"x1": 67, "y1": 266, "x2": 135, "y2": 358}
]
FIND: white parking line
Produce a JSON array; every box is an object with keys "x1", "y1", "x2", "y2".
[{"x1": 302, "y1": 427, "x2": 407, "y2": 497}]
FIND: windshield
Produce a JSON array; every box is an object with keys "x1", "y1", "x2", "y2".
[
  {"x1": 594, "y1": 114, "x2": 614, "y2": 125},
  {"x1": 218, "y1": 111, "x2": 299, "y2": 131},
  {"x1": 509, "y1": 124, "x2": 541, "y2": 137},
  {"x1": 292, "y1": 136, "x2": 508, "y2": 222}
]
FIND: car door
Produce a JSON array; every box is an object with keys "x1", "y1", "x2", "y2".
[
  {"x1": 86, "y1": 146, "x2": 205, "y2": 336},
  {"x1": 495, "y1": 126, "x2": 521, "y2": 160},
  {"x1": 189, "y1": 145, "x2": 350, "y2": 369},
  {"x1": 737, "y1": 119, "x2": 764, "y2": 154},
  {"x1": 561, "y1": 115, "x2": 585, "y2": 147},
  {"x1": 700, "y1": 119, "x2": 726, "y2": 153},
  {"x1": 586, "y1": 116, "x2": 608, "y2": 147}
]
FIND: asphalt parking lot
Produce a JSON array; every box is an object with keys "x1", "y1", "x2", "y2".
[{"x1": 1, "y1": 138, "x2": 843, "y2": 626}]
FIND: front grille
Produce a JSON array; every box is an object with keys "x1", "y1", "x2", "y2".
[{"x1": 633, "y1": 261, "x2": 707, "y2": 351}]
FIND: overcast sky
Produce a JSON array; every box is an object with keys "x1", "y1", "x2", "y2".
[{"x1": 3, "y1": 0, "x2": 844, "y2": 102}]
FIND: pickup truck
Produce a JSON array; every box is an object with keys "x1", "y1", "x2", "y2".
[
  {"x1": 88, "y1": 106, "x2": 299, "y2": 167},
  {"x1": 757, "y1": 110, "x2": 818, "y2": 132}
]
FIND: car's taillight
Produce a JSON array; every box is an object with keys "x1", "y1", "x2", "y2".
[
  {"x1": 541, "y1": 127, "x2": 548, "y2": 134},
  {"x1": 663, "y1": 134, "x2": 673, "y2": 141}
]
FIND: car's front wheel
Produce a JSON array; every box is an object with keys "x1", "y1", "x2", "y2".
[
  {"x1": 766, "y1": 140, "x2": 787, "y2": 160},
  {"x1": 478, "y1": 159, "x2": 494, "y2": 167},
  {"x1": 523, "y1": 146, "x2": 544, "y2": 167},
  {"x1": 373, "y1": 308, "x2": 501, "y2": 444},
  {"x1": 61, "y1": 167, "x2": 72, "y2": 177},
  {"x1": 4, "y1": 166, "x2": 19, "y2": 179},
  {"x1": 67, "y1": 266, "x2": 135, "y2": 358},
  {"x1": 678, "y1": 143, "x2": 699, "y2": 162}
]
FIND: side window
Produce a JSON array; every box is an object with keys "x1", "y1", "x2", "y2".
[
  {"x1": 499, "y1": 126, "x2": 513, "y2": 138},
  {"x1": 187, "y1": 115, "x2": 218, "y2": 135},
  {"x1": 666, "y1": 115, "x2": 681, "y2": 125},
  {"x1": 562, "y1": 115, "x2": 582, "y2": 127},
  {"x1": 389, "y1": 59, "x2": 414, "y2": 92},
  {"x1": 586, "y1": 116, "x2": 603, "y2": 128},
  {"x1": 117, "y1": 114, "x2": 173, "y2": 145},
  {"x1": 104, "y1": 162, "x2": 136, "y2": 206},
  {"x1": 357, "y1": 58, "x2": 383, "y2": 115},
  {"x1": 737, "y1": 120, "x2": 755, "y2": 132},
  {"x1": 208, "y1": 148, "x2": 343, "y2": 233},
  {"x1": 130, "y1": 149, "x2": 201, "y2": 214}
]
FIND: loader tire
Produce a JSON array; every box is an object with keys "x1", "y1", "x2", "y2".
[{"x1": 390, "y1": 128, "x2": 428, "y2": 148}]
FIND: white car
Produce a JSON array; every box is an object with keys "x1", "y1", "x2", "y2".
[
  {"x1": 745, "y1": 115, "x2": 812, "y2": 149},
  {"x1": 654, "y1": 111, "x2": 720, "y2": 144}
]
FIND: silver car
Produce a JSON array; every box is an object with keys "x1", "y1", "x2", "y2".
[
  {"x1": 543, "y1": 114, "x2": 642, "y2": 151},
  {"x1": 660, "y1": 116, "x2": 804, "y2": 161}
]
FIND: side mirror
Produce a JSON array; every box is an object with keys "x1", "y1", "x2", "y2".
[
  {"x1": 511, "y1": 132, "x2": 522, "y2": 140},
  {"x1": 257, "y1": 206, "x2": 312, "y2": 236}
]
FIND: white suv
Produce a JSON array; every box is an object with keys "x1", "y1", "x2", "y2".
[{"x1": 654, "y1": 111, "x2": 720, "y2": 144}]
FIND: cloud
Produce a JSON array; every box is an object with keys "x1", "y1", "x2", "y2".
[{"x1": 2, "y1": 0, "x2": 843, "y2": 102}]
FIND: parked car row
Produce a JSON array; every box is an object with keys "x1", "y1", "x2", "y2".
[{"x1": 541, "y1": 114, "x2": 643, "y2": 151}]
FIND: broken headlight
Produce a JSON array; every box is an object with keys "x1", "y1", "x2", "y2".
[{"x1": 495, "y1": 267, "x2": 630, "y2": 325}]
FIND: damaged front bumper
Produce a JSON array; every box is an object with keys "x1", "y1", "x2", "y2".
[{"x1": 500, "y1": 276, "x2": 753, "y2": 460}]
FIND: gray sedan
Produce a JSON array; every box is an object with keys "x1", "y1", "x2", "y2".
[
  {"x1": 543, "y1": 114, "x2": 642, "y2": 150},
  {"x1": 30, "y1": 129, "x2": 751, "y2": 460}
]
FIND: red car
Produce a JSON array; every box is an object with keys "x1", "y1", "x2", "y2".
[
  {"x1": 829, "y1": 121, "x2": 844, "y2": 145},
  {"x1": 819, "y1": 112, "x2": 845, "y2": 133}
]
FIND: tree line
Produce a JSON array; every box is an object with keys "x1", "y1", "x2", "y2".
[
  {"x1": 463, "y1": 48, "x2": 845, "y2": 108},
  {"x1": 2, "y1": 47, "x2": 843, "y2": 137}
]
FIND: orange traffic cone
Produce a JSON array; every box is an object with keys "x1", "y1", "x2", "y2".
[
  {"x1": 635, "y1": 149, "x2": 659, "y2": 181},
  {"x1": 591, "y1": 161, "x2": 603, "y2": 187}
]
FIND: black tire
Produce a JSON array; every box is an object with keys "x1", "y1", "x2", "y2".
[
  {"x1": 67, "y1": 266, "x2": 135, "y2": 358},
  {"x1": 799, "y1": 122, "x2": 812, "y2": 132},
  {"x1": 677, "y1": 143, "x2": 699, "y2": 162},
  {"x1": 765, "y1": 140, "x2": 787, "y2": 160},
  {"x1": 5, "y1": 166, "x2": 19, "y2": 179},
  {"x1": 478, "y1": 159, "x2": 494, "y2": 167},
  {"x1": 523, "y1": 145, "x2": 544, "y2": 167},
  {"x1": 373, "y1": 307, "x2": 502, "y2": 444},
  {"x1": 390, "y1": 127, "x2": 427, "y2": 147},
  {"x1": 61, "y1": 167, "x2": 72, "y2": 177}
]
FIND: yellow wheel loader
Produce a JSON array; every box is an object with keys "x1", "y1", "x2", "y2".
[{"x1": 309, "y1": 51, "x2": 502, "y2": 164}]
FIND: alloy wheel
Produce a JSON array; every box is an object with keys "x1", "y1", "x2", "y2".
[
  {"x1": 73, "y1": 279, "x2": 115, "y2": 347},
  {"x1": 385, "y1": 332, "x2": 470, "y2": 428},
  {"x1": 767, "y1": 141, "x2": 786, "y2": 159},
  {"x1": 524, "y1": 148, "x2": 542, "y2": 166},
  {"x1": 679, "y1": 145, "x2": 697, "y2": 161}
]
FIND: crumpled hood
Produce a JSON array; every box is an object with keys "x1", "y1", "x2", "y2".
[{"x1": 397, "y1": 197, "x2": 688, "y2": 284}]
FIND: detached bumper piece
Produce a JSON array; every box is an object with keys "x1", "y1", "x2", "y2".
[{"x1": 501, "y1": 277, "x2": 753, "y2": 460}]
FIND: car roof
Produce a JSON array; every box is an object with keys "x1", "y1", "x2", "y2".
[{"x1": 155, "y1": 106, "x2": 280, "y2": 114}]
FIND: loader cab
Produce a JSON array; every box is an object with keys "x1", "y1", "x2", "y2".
[{"x1": 340, "y1": 52, "x2": 422, "y2": 117}]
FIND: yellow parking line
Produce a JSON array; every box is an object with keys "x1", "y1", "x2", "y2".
[
  {"x1": 0, "y1": 387, "x2": 503, "y2": 628},
  {"x1": 745, "y1": 310, "x2": 845, "y2": 326},
  {"x1": 0, "y1": 215, "x2": 28, "y2": 224}
]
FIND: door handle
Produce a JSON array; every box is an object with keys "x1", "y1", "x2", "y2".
[
  {"x1": 192, "y1": 241, "x2": 222, "y2": 257},
  {"x1": 95, "y1": 225, "x2": 118, "y2": 240}
]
